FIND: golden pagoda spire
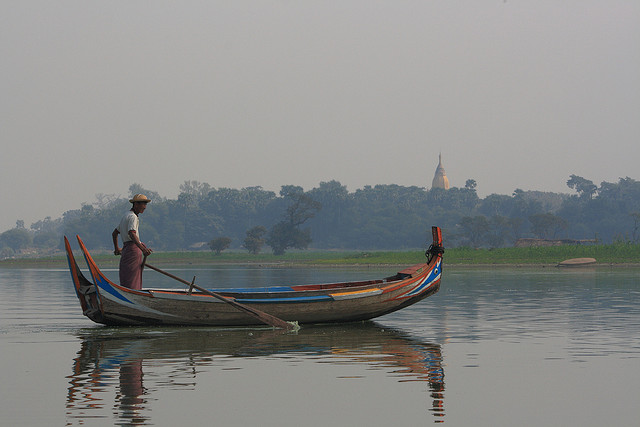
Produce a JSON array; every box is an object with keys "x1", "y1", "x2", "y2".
[{"x1": 431, "y1": 153, "x2": 450, "y2": 190}]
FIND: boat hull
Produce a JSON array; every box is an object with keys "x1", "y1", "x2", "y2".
[
  {"x1": 65, "y1": 227, "x2": 444, "y2": 327},
  {"x1": 94, "y1": 267, "x2": 441, "y2": 326}
]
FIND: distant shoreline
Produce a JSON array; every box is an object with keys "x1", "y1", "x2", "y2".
[{"x1": 1, "y1": 248, "x2": 639, "y2": 269}]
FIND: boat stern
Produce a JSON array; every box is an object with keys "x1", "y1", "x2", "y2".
[{"x1": 64, "y1": 236, "x2": 104, "y2": 324}]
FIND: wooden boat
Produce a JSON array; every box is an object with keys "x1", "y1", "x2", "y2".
[
  {"x1": 557, "y1": 257, "x2": 597, "y2": 267},
  {"x1": 65, "y1": 226, "x2": 444, "y2": 327}
]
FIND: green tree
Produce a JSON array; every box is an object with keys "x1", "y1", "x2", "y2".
[
  {"x1": 279, "y1": 186, "x2": 322, "y2": 227},
  {"x1": 307, "y1": 180, "x2": 351, "y2": 248},
  {"x1": 457, "y1": 216, "x2": 490, "y2": 247},
  {"x1": 30, "y1": 216, "x2": 62, "y2": 249},
  {"x1": 0, "y1": 227, "x2": 32, "y2": 251},
  {"x1": 508, "y1": 217, "x2": 526, "y2": 241},
  {"x1": 33, "y1": 232, "x2": 59, "y2": 249},
  {"x1": 486, "y1": 215, "x2": 511, "y2": 248},
  {"x1": 465, "y1": 179, "x2": 477, "y2": 191},
  {"x1": 243, "y1": 226, "x2": 267, "y2": 255},
  {"x1": 529, "y1": 213, "x2": 568, "y2": 239},
  {"x1": 477, "y1": 194, "x2": 513, "y2": 217},
  {"x1": 30, "y1": 216, "x2": 59, "y2": 234},
  {"x1": 200, "y1": 186, "x2": 277, "y2": 246},
  {"x1": 631, "y1": 212, "x2": 640, "y2": 243},
  {"x1": 567, "y1": 175, "x2": 597, "y2": 199},
  {"x1": 267, "y1": 187, "x2": 321, "y2": 255},
  {"x1": 209, "y1": 237, "x2": 232, "y2": 255},
  {"x1": 267, "y1": 222, "x2": 312, "y2": 255},
  {"x1": 179, "y1": 180, "x2": 212, "y2": 202},
  {"x1": 0, "y1": 247, "x2": 14, "y2": 258}
]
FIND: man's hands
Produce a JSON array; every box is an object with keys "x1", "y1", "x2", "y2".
[{"x1": 140, "y1": 244, "x2": 153, "y2": 257}]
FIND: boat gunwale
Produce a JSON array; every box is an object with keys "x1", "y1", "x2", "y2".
[
  {"x1": 141, "y1": 271, "x2": 425, "y2": 299},
  {"x1": 75, "y1": 235, "x2": 434, "y2": 300}
]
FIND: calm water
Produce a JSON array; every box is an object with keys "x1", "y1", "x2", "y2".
[{"x1": 1, "y1": 264, "x2": 639, "y2": 426}]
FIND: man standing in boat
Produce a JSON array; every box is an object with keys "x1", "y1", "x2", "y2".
[{"x1": 112, "y1": 194, "x2": 153, "y2": 290}]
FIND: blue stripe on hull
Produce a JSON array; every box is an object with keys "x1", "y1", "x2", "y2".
[
  {"x1": 94, "y1": 275, "x2": 134, "y2": 304},
  {"x1": 212, "y1": 286, "x2": 294, "y2": 293},
  {"x1": 404, "y1": 261, "x2": 441, "y2": 297},
  {"x1": 235, "y1": 294, "x2": 333, "y2": 304}
]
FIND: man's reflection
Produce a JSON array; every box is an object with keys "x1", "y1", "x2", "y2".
[
  {"x1": 66, "y1": 337, "x2": 150, "y2": 426},
  {"x1": 117, "y1": 359, "x2": 145, "y2": 424}
]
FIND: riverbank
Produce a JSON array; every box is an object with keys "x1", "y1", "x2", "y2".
[{"x1": 2, "y1": 243, "x2": 639, "y2": 268}]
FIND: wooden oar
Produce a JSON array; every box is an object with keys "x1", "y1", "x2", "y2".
[{"x1": 143, "y1": 262, "x2": 297, "y2": 331}]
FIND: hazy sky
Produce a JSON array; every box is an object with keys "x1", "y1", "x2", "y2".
[{"x1": 2, "y1": 1, "x2": 639, "y2": 232}]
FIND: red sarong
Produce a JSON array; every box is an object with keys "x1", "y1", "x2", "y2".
[{"x1": 119, "y1": 242, "x2": 143, "y2": 290}]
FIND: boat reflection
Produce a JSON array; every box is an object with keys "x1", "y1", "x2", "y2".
[{"x1": 66, "y1": 322, "x2": 444, "y2": 424}]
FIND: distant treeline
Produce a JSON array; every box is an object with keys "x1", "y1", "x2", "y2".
[{"x1": 1, "y1": 175, "x2": 639, "y2": 256}]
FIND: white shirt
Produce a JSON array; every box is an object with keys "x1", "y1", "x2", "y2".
[{"x1": 117, "y1": 210, "x2": 139, "y2": 243}]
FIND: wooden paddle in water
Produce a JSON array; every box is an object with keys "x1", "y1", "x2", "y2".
[{"x1": 143, "y1": 262, "x2": 297, "y2": 331}]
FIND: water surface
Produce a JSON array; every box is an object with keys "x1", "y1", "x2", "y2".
[{"x1": 1, "y1": 265, "x2": 638, "y2": 426}]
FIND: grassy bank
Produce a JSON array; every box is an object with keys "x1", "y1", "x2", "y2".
[{"x1": 2, "y1": 243, "x2": 639, "y2": 268}]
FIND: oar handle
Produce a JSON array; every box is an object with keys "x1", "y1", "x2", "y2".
[
  {"x1": 144, "y1": 262, "x2": 297, "y2": 331},
  {"x1": 144, "y1": 262, "x2": 191, "y2": 286}
]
